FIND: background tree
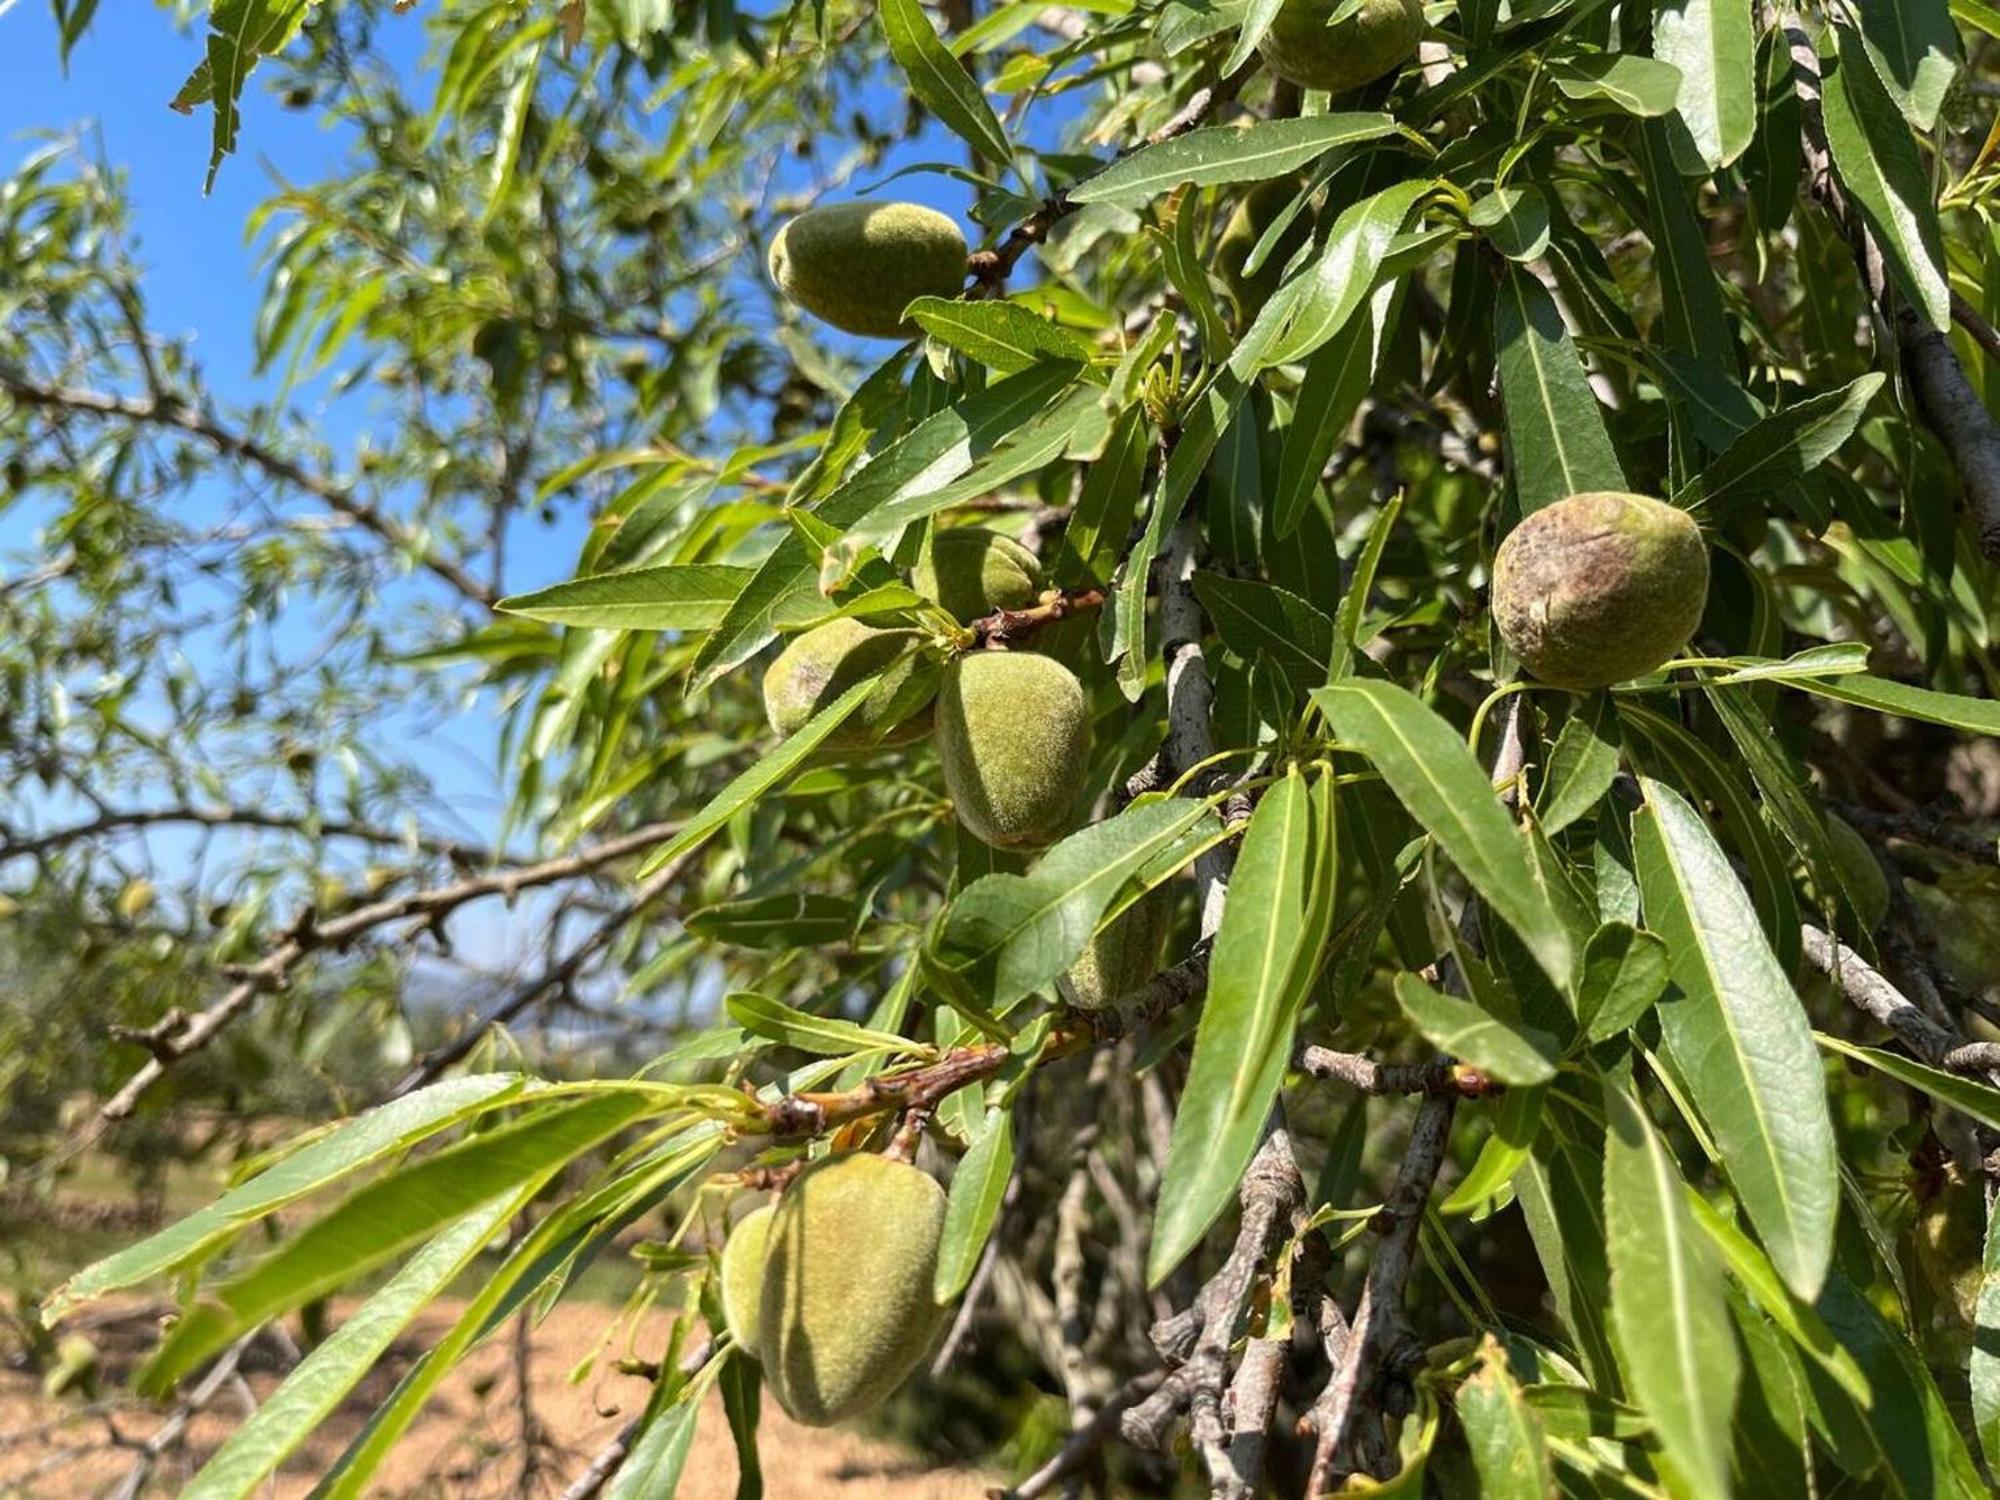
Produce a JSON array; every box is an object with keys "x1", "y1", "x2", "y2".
[{"x1": 10, "y1": 0, "x2": 2000, "y2": 1496}]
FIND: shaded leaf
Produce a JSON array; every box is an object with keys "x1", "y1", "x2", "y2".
[
  {"x1": 1578, "y1": 921, "x2": 1672, "y2": 1043},
  {"x1": 1821, "y1": 23, "x2": 1950, "y2": 331},
  {"x1": 1494, "y1": 266, "x2": 1626, "y2": 515},
  {"x1": 1549, "y1": 52, "x2": 1684, "y2": 116}
]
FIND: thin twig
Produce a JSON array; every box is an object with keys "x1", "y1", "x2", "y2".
[
  {"x1": 67, "y1": 821, "x2": 682, "y2": 1158},
  {"x1": 1297, "y1": 1045, "x2": 1504, "y2": 1099}
]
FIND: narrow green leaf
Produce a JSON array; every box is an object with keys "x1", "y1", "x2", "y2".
[
  {"x1": 1537, "y1": 695, "x2": 1620, "y2": 836},
  {"x1": 1522, "y1": 1385, "x2": 1652, "y2": 1443},
  {"x1": 724, "y1": 992, "x2": 931, "y2": 1059},
  {"x1": 1636, "y1": 120, "x2": 1734, "y2": 367},
  {"x1": 1973, "y1": 1199, "x2": 2000, "y2": 1473},
  {"x1": 1633, "y1": 779, "x2": 1838, "y2": 1301},
  {"x1": 180, "y1": 1197, "x2": 520, "y2": 1500},
  {"x1": 1514, "y1": 1107, "x2": 1619, "y2": 1385},
  {"x1": 1442, "y1": 1083, "x2": 1544, "y2": 1216},
  {"x1": 1653, "y1": 0, "x2": 1757, "y2": 170},
  {"x1": 1273, "y1": 282, "x2": 1394, "y2": 538},
  {"x1": 719, "y1": 1352, "x2": 763, "y2": 1500},
  {"x1": 843, "y1": 379, "x2": 1094, "y2": 548},
  {"x1": 638, "y1": 678, "x2": 877, "y2": 876},
  {"x1": 1330, "y1": 491, "x2": 1400, "y2": 679},
  {"x1": 605, "y1": 1382, "x2": 705, "y2": 1500},
  {"x1": 1392, "y1": 972, "x2": 1557, "y2": 1085},
  {"x1": 1494, "y1": 265, "x2": 1626, "y2": 514},
  {"x1": 906, "y1": 297, "x2": 1097, "y2": 374},
  {"x1": 48, "y1": 1074, "x2": 529, "y2": 1319},
  {"x1": 879, "y1": 0, "x2": 1014, "y2": 165},
  {"x1": 935, "y1": 1106, "x2": 1014, "y2": 1300},
  {"x1": 1676, "y1": 374, "x2": 1885, "y2": 517},
  {"x1": 1191, "y1": 573, "x2": 1333, "y2": 695},
  {"x1": 1314, "y1": 679, "x2": 1573, "y2": 986},
  {"x1": 1684, "y1": 1188, "x2": 1872, "y2": 1406},
  {"x1": 1602, "y1": 1077, "x2": 1739, "y2": 1500},
  {"x1": 1821, "y1": 23, "x2": 1950, "y2": 331},
  {"x1": 689, "y1": 361, "x2": 1076, "y2": 688},
  {"x1": 496, "y1": 565, "x2": 753, "y2": 632},
  {"x1": 1252, "y1": 178, "x2": 1432, "y2": 371},
  {"x1": 1815, "y1": 1269, "x2": 1990, "y2": 1499},
  {"x1": 1618, "y1": 703, "x2": 1802, "y2": 971},
  {"x1": 1811, "y1": 1032, "x2": 2000, "y2": 1131},
  {"x1": 311, "y1": 1130, "x2": 725, "y2": 1498},
  {"x1": 1857, "y1": 0, "x2": 1960, "y2": 130},
  {"x1": 1068, "y1": 114, "x2": 1401, "y2": 207},
  {"x1": 1150, "y1": 767, "x2": 1333, "y2": 1282},
  {"x1": 143, "y1": 1091, "x2": 657, "y2": 1394},
  {"x1": 1698, "y1": 642, "x2": 1871, "y2": 685},
  {"x1": 1790, "y1": 671, "x2": 2000, "y2": 735},
  {"x1": 1470, "y1": 184, "x2": 1553, "y2": 262},
  {"x1": 688, "y1": 893, "x2": 861, "y2": 951}
]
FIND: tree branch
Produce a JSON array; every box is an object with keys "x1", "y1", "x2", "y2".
[
  {"x1": 0, "y1": 804, "x2": 494, "y2": 867},
  {"x1": 1303, "y1": 1094, "x2": 1457, "y2": 1491},
  {"x1": 65, "y1": 820, "x2": 682, "y2": 1159},
  {"x1": 0, "y1": 369, "x2": 501, "y2": 605}
]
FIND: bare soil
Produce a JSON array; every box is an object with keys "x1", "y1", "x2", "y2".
[{"x1": 0, "y1": 1295, "x2": 1000, "y2": 1498}]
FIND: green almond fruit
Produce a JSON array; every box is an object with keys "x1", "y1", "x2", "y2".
[
  {"x1": 1492, "y1": 491, "x2": 1709, "y2": 691},
  {"x1": 768, "y1": 201, "x2": 969, "y2": 340},
  {"x1": 759, "y1": 1153, "x2": 949, "y2": 1426},
  {"x1": 913, "y1": 528, "x2": 1044, "y2": 624},
  {"x1": 936, "y1": 651, "x2": 1089, "y2": 850},
  {"x1": 1259, "y1": 0, "x2": 1425, "y2": 96},
  {"x1": 761, "y1": 617, "x2": 935, "y2": 750},
  {"x1": 1058, "y1": 886, "x2": 1174, "y2": 1010},
  {"x1": 718, "y1": 1202, "x2": 775, "y2": 1357}
]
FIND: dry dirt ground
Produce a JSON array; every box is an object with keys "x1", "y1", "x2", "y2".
[{"x1": 0, "y1": 1295, "x2": 1001, "y2": 1498}]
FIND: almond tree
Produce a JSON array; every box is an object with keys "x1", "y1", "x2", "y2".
[{"x1": 12, "y1": 0, "x2": 2000, "y2": 1496}]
